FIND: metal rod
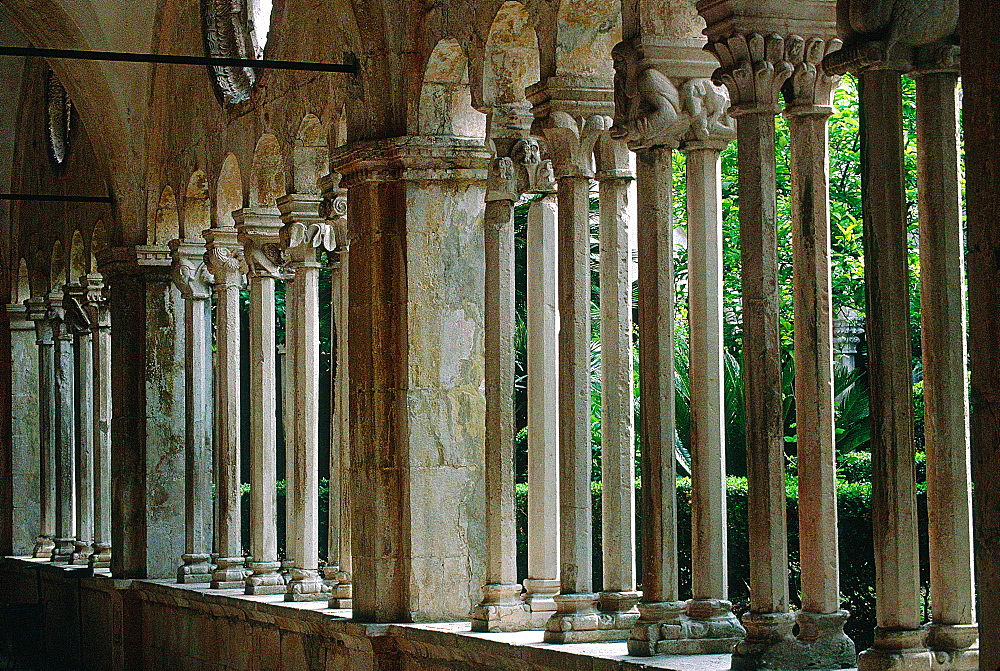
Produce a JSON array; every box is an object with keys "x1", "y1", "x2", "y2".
[
  {"x1": 0, "y1": 45, "x2": 358, "y2": 74},
  {"x1": 0, "y1": 194, "x2": 113, "y2": 203}
]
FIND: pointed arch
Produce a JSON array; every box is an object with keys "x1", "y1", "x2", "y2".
[
  {"x1": 49, "y1": 239, "x2": 65, "y2": 292},
  {"x1": 153, "y1": 186, "x2": 181, "y2": 245},
  {"x1": 215, "y1": 155, "x2": 244, "y2": 229},
  {"x1": 293, "y1": 114, "x2": 328, "y2": 194},
  {"x1": 483, "y1": 2, "x2": 540, "y2": 112},
  {"x1": 90, "y1": 220, "x2": 108, "y2": 272},
  {"x1": 250, "y1": 133, "x2": 286, "y2": 207},
  {"x1": 70, "y1": 230, "x2": 86, "y2": 282},
  {"x1": 15, "y1": 258, "x2": 31, "y2": 304},
  {"x1": 418, "y1": 38, "x2": 486, "y2": 138},
  {"x1": 32, "y1": 251, "x2": 47, "y2": 298},
  {"x1": 182, "y1": 171, "x2": 211, "y2": 239}
]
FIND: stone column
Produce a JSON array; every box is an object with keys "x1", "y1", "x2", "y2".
[
  {"x1": 6, "y1": 302, "x2": 40, "y2": 556},
  {"x1": 26, "y1": 298, "x2": 56, "y2": 558},
  {"x1": 168, "y1": 240, "x2": 214, "y2": 582},
  {"x1": 527, "y1": 78, "x2": 609, "y2": 643},
  {"x1": 64, "y1": 284, "x2": 95, "y2": 565},
  {"x1": 524, "y1": 194, "x2": 561, "y2": 618},
  {"x1": 281, "y1": 278, "x2": 296, "y2": 576},
  {"x1": 98, "y1": 245, "x2": 186, "y2": 579},
  {"x1": 702, "y1": 29, "x2": 794, "y2": 663},
  {"x1": 203, "y1": 226, "x2": 247, "y2": 589},
  {"x1": 331, "y1": 136, "x2": 488, "y2": 622},
  {"x1": 913, "y1": 50, "x2": 979, "y2": 662},
  {"x1": 963, "y1": 0, "x2": 1000, "y2": 663},
  {"x1": 278, "y1": 192, "x2": 332, "y2": 602},
  {"x1": 594, "y1": 134, "x2": 640, "y2": 629},
  {"x1": 783, "y1": 36, "x2": 856, "y2": 662},
  {"x1": 236, "y1": 208, "x2": 286, "y2": 595},
  {"x1": 81, "y1": 275, "x2": 112, "y2": 569},
  {"x1": 321, "y1": 179, "x2": 353, "y2": 609},
  {"x1": 48, "y1": 291, "x2": 76, "y2": 561}
]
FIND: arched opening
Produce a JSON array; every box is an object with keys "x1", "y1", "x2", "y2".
[
  {"x1": 250, "y1": 133, "x2": 286, "y2": 208},
  {"x1": 484, "y1": 2, "x2": 540, "y2": 114},
  {"x1": 16, "y1": 258, "x2": 31, "y2": 304},
  {"x1": 69, "y1": 230, "x2": 86, "y2": 283},
  {"x1": 293, "y1": 114, "x2": 328, "y2": 194},
  {"x1": 216, "y1": 155, "x2": 244, "y2": 229},
  {"x1": 154, "y1": 186, "x2": 181, "y2": 245},
  {"x1": 555, "y1": 0, "x2": 621, "y2": 78},
  {"x1": 49, "y1": 240, "x2": 65, "y2": 292},
  {"x1": 250, "y1": 0, "x2": 273, "y2": 58},
  {"x1": 90, "y1": 220, "x2": 108, "y2": 273},
  {"x1": 182, "y1": 171, "x2": 211, "y2": 240},
  {"x1": 418, "y1": 38, "x2": 486, "y2": 139}
]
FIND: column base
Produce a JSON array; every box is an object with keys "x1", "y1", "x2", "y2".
[
  {"x1": 471, "y1": 583, "x2": 531, "y2": 632},
  {"x1": 70, "y1": 541, "x2": 94, "y2": 565},
  {"x1": 210, "y1": 556, "x2": 248, "y2": 589},
  {"x1": 328, "y1": 573, "x2": 353, "y2": 610},
  {"x1": 857, "y1": 628, "x2": 932, "y2": 671},
  {"x1": 280, "y1": 558, "x2": 294, "y2": 585},
  {"x1": 285, "y1": 568, "x2": 329, "y2": 602},
  {"x1": 245, "y1": 561, "x2": 285, "y2": 595},
  {"x1": 177, "y1": 553, "x2": 213, "y2": 583},
  {"x1": 544, "y1": 592, "x2": 635, "y2": 643},
  {"x1": 52, "y1": 537, "x2": 75, "y2": 561},
  {"x1": 629, "y1": 599, "x2": 746, "y2": 656},
  {"x1": 523, "y1": 578, "x2": 561, "y2": 614},
  {"x1": 33, "y1": 536, "x2": 55, "y2": 558},
  {"x1": 731, "y1": 611, "x2": 797, "y2": 670},
  {"x1": 926, "y1": 624, "x2": 978, "y2": 671},
  {"x1": 89, "y1": 544, "x2": 112, "y2": 570}
]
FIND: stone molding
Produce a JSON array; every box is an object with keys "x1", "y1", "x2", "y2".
[
  {"x1": 25, "y1": 297, "x2": 54, "y2": 343},
  {"x1": 330, "y1": 136, "x2": 491, "y2": 188},
  {"x1": 95, "y1": 245, "x2": 173, "y2": 282},
  {"x1": 4, "y1": 301, "x2": 32, "y2": 329}
]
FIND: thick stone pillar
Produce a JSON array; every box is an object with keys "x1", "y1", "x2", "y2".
[
  {"x1": 236, "y1": 208, "x2": 285, "y2": 595},
  {"x1": 6, "y1": 302, "x2": 40, "y2": 556},
  {"x1": 524, "y1": 195, "x2": 561, "y2": 618},
  {"x1": 64, "y1": 285, "x2": 95, "y2": 565},
  {"x1": 26, "y1": 298, "x2": 56, "y2": 558},
  {"x1": 320, "y1": 180, "x2": 353, "y2": 610},
  {"x1": 913, "y1": 53, "x2": 979, "y2": 663},
  {"x1": 278, "y1": 192, "x2": 332, "y2": 602},
  {"x1": 962, "y1": 0, "x2": 1000, "y2": 663},
  {"x1": 81, "y1": 275, "x2": 112, "y2": 569},
  {"x1": 527, "y1": 79, "x2": 609, "y2": 642},
  {"x1": 783, "y1": 36, "x2": 856, "y2": 663},
  {"x1": 48, "y1": 291, "x2": 76, "y2": 561},
  {"x1": 203, "y1": 228, "x2": 247, "y2": 589},
  {"x1": 169, "y1": 240, "x2": 214, "y2": 583},
  {"x1": 331, "y1": 136, "x2": 488, "y2": 622},
  {"x1": 701, "y1": 26, "x2": 794, "y2": 665},
  {"x1": 98, "y1": 245, "x2": 186, "y2": 579}
]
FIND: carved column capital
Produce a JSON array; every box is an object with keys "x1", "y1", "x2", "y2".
[
  {"x1": 277, "y1": 193, "x2": 335, "y2": 266},
  {"x1": 79, "y1": 274, "x2": 109, "y2": 329},
  {"x1": 487, "y1": 136, "x2": 558, "y2": 202},
  {"x1": 25, "y1": 297, "x2": 54, "y2": 343},
  {"x1": 705, "y1": 32, "x2": 793, "y2": 115},
  {"x1": 202, "y1": 227, "x2": 246, "y2": 289},
  {"x1": 61, "y1": 283, "x2": 92, "y2": 334},
  {"x1": 46, "y1": 291, "x2": 73, "y2": 341},
  {"x1": 169, "y1": 239, "x2": 214, "y2": 300},
  {"x1": 783, "y1": 36, "x2": 843, "y2": 114},
  {"x1": 319, "y1": 173, "x2": 352, "y2": 253},
  {"x1": 4, "y1": 301, "x2": 32, "y2": 330},
  {"x1": 234, "y1": 206, "x2": 284, "y2": 280},
  {"x1": 527, "y1": 76, "x2": 616, "y2": 178}
]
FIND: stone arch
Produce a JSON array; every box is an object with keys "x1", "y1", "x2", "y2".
[
  {"x1": 182, "y1": 171, "x2": 211, "y2": 239},
  {"x1": 293, "y1": 114, "x2": 328, "y2": 194},
  {"x1": 483, "y1": 1, "x2": 541, "y2": 113},
  {"x1": 153, "y1": 186, "x2": 181, "y2": 246},
  {"x1": 215, "y1": 155, "x2": 244, "y2": 229},
  {"x1": 15, "y1": 258, "x2": 31, "y2": 304},
  {"x1": 90, "y1": 220, "x2": 108, "y2": 272},
  {"x1": 329, "y1": 104, "x2": 348, "y2": 150},
  {"x1": 69, "y1": 230, "x2": 86, "y2": 283},
  {"x1": 49, "y1": 239, "x2": 65, "y2": 292},
  {"x1": 32, "y1": 251, "x2": 47, "y2": 298},
  {"x1": 418, "y1": 37, "x2": 486, "y2": 139},
  {"x1": 250, "y1": 133, "x2": 286, "y2": 207},
  {"x1": 555, "y1": 0, "x2": 621, "y2": 78}
]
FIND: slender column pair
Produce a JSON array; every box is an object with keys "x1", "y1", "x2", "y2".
[
  {"x1": 81, "y1": 274, "x2": 112, "y2": 569},
  {"x1": 26, "y1": 298, "x2": 57, "y2": 558},
  {"x1": 47, "y1": 291, "x2": 76, "y2": 561},
  {"x1": 278, "y1": 192, "x2": 334, "y2": 601},
  {"x1": 63, "y1": 284, "x2": 94, "y2": 565}
]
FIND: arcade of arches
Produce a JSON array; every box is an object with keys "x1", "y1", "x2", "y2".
[{"x1": 0, "y1": 0, "x2": 998, "y2": 669}]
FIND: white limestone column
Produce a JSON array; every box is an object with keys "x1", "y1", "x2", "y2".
[
  {"x1": 169, "y1": 243, "x2": 215, "y2": 582},
  {"x1": 26, "y1": 298, "x2": 56, "y2": 558},
  {"x1": 595, "y1": 136, "x2": 639, "y2": 625},
  {"x1": 281, "y1": 277, "x2": 296, "y2": 575},
  {"x1": 278, "y1": 192, "x2": 331, "y2": 601},
  {"x1": 81, "y1": 275, "x2": 112, "y2": 569},
  {"x1": 524, "y1": 195, "x2": 561, "y2": 614},
  {"x1": 913, "y1": 60, "x2": 978, "y2": 658},
  {"x1": 48, "y1": 292, "x2": 76, "y2": 561},
  {"x1": 203, "y1": 228, "x2": 247, "y2": 589},
  {"x1": 6, "y1": 302, "x2": 40, "y2": 556},
  {"x1": 64, "y1": 285, "x2": 95, "y2": 565}
]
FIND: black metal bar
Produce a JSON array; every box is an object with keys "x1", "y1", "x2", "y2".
[
  {"x1": 0, "y1": 194, "x2": 113, "y2": 203},
  {"x1": 0, "y1": 45, "x2": 358, "y2": 74}
]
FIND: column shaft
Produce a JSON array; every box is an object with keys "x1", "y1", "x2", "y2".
[
  {"x1": 52, "y1": 311, "x2": 76, "y2": 559},
  {"x1": 7, "y1": 309, "x2": 40, "y2": 556},
  {"x1": 685, "y1": 145, "x2": 728, "y2": 602},
  {"x1": 283, "y1": 277, "x2": 297, "y2": 566},
  {"x1": 859, "y1": 69, "x2": 921, "y2": 631},
  {"x1": 915, "y1": 71, "x2": 975, "y2": 633},
  {"x1": 736, "y1": 113, "x2": 788, "y2": 615},
  {"x1": 635, "y1": 146, "x2": 675, "y2": 603},
  {"x1": 91, "y1": 308, "x2": 112, "y2": 566},
  {"x1": 72, "y1": 327, "x2": 94, "y2": 563},
  {"x1": 31, "y1": 312, "x2": 56, "y2": 557},
  {"x1": 328, "y1": 250, "x2": 353, "y2": 608},
  {"x1": 787, "y1": 111, "x2": 839, "y2": 614},
  {"x1": 181, "y1": 296, "x2": 213, "y2": 575}
]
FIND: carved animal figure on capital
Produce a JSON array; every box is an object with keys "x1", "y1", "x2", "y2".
[{"x1": 838, "y1": 0, "x2": 958, "y2": 47}]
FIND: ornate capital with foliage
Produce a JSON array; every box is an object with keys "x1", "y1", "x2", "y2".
[
  {"x1": 170, "y1": 239, "x2": 215, "y2": 300},
  {"x1": 202, "y1": 229, "x2": 245, "y2": 289},
  {"x1": 487, "y1": 137, "x2": 557, "y2": 202},
  {"x1": 783, "y1": 36, "x2": 843, "y2": 114},
  {"x1": 277, "y1": 193, "x2": 335, "y2": 265},
  {"x1": 706, "y1": 32, "x2": 793, "y2": 115}
]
